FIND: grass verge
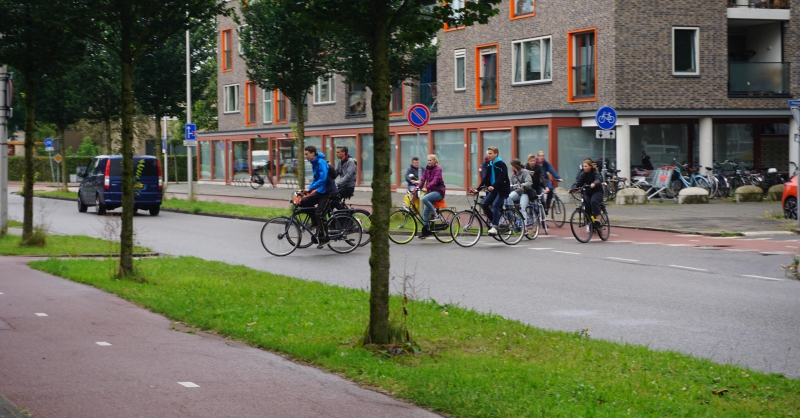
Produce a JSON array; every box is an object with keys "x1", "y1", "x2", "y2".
[
  {"x1": 30, "y1": 256, "x2": 800, "y2": 417},
  {"x1": 0, "y1": 234, "x2": 150, "y2": 256},
  {"x1": 33, "y1": 191, "x2": 289, "y2": 219}
]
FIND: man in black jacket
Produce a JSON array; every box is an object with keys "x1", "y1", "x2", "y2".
[
  {"x1": 477, "y1": 146, "x2": 510, "y2": 235},
  {"x1": 405, "y1": 157, "x2": 423, "y2": 191}
]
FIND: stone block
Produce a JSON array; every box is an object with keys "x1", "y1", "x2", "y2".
[
  {"x1": 735, "y1": 185, "x2": 764, "y2": 202},
  {"x1": 767, "y1": 184, "x2": 784, "y2": 201},
  {"x1": 678, "y1": 187, "x2": 709, "y2": 204},
  {"x1": 615, "y1": 187, "x2": 647, "y2": 205}
]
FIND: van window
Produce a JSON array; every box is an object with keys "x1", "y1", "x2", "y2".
[
  {"x1": 93, "y1": 159, "x2": 107, "y2": 175},
  {"x1": 108, "y1": 159, "x2": 159, "y2": 177}
]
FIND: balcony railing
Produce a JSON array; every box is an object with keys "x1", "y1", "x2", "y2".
[
  {"x1": 728, "y1": 62, "x2": 790, "y2": 96},
  {"x1": 727, "y1": 0, "x2": 789, "y2": 8}
]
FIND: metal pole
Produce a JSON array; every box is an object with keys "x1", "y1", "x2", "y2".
[
  {"x1": 48, "y1": 150, "x2": 55, "y2": 185},
  {"x1": 0, "y1": 65, "x2": 8, "y2": 235},
  {"x1": 163, "y1": 116, "x2": 168, "y2": 186},
  {"x1": 416, "y1": 128, "x2": 420, "y2": 160},
  {"x1": 186, "y1": 28, "x2": 193, "y2": 200}
]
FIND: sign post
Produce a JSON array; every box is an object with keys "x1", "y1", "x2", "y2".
[
  {"x1": 184, "y1": 123, "x2": 196, "y2": 198},
  {"x1": 789, "y1": 100, "x2": 800, "y2": 226},
  {"x1": 0, "y1": 66, "x2": 10, "y2": 235},
  {"x1": 44, "y1": 137, "x2": 55, "y2": 185},
  {"x1": 407, "y1": 103, "x2": 430, "y2": 162},
  {"x1": 595, "y1": 106, "x2": 617, "y2": 182}
]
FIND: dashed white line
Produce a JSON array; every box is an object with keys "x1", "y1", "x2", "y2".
[
  {"x1": 669, "y1": 265, "x2": 707, "y2": 272},
  {"x1": 96, "y1": 342, "x2": 112, "y2": 346},
  {"x1": 637, "y1": 242, "x2": 662, "y2": 245},
  {"x1": 553, "y1": 250, "x2": 580, "y2": 255},
  {"x1": 688, "y1": 239, "x2": 700, "y2": 242},
  {"x1": 607, "y1": 257, "x2": 639, "y2": 263},
  {"x1": 742, "y1": 275, "x2": 784, "y2": 282},
  {"x1": 0, "y1": 292, "x2": 3, "y2": 295},
  {"x1": 528, "y1": 248, "x2": 553, "y2": 250},
  {"x1": 35, "y1": 313, "x2": 48, "y2": 317},
  {"x1": 675, "y1": 234, "x2": 698, "y2": 237},
  {"x1": 785, "y1": 246, "x2": 798, "y2": 249},
  {"x1": 178, "y1": 382, "x2": 200, "y2": 388},
  {"x1": 667, "y1": 244, "x2": 691, "y2": 247},
  {"x1": 608, "y1": 240, "x2": 634, "y2": 243},
  {"x1": 760, "y1": 251, "x2": 794, "y2": 255},
  {"x1": 724, "y1": 249, "x2": 750, "y2": 252}
]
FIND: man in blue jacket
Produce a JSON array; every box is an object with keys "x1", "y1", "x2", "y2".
[
  {"x1": 300, "y1": 146, "x2": 334, "y2": 249},
  {"x1": 478, "y1": 146, "x2": 510, "y2": 235}
]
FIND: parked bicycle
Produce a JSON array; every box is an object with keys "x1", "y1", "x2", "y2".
[
  {"x1": 449, "y1": 187, "x2": 525, "y2": 247},
  {"x1": 569, "y1": 185, "x2": 610, "y2": 243},
  {"x1": 722, "y1": 160, "x2": 750, "y2": 196},
  {"x1": 669, "y1": 158, "x2": 711, "y2": 198},
  {"x1": 260, "y1": 191, "x2": 362, "y2": 256},
  {"x1": 250, "y1": 166, "x2": 274, "y2": 189},
  {"x1": 388, "y1": 187, "x2": 456, "y2": 244}
]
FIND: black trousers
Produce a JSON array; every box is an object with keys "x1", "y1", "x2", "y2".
[
  {"x1": 586, "y1": 191, "x2": 603, "y2": 218},
  {"x1": 337, "y1": 186, "x2": 355, "y2": 200},
  {"x1": 300, "y1": 193, "x2": 331, "y2": 239}
]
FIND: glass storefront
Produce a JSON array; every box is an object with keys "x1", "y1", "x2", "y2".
[
  {"x1": 199, "y1": 141, "x2": 211, "y2": 180},
  {"x1": 303, "y1": 136, "x2": 322, "y2": 184},
  {"x1": 482, "y1": 130, "x2": 512, "y2": 163},
  {"x1": 251, "y1": 137, "x2": 270, "y2": 176},
  {"x1": 469, "y1": 131, "x2": 478, "y2": 188},
  {"x1": 231, "y1": 141, "x2": 250, "y2": 179},
  {"x1": 433, "y1": 130, "x2": 465, "y2": 188},
  {"x1": 333, "y1": 136, "x2": 357, "y2": 161},
  {"x1": 630, "y1": 124, "x2": 688, "y2": 168},
  {"x1": 557, "y1": 127, "x2": 616, "y2": 187},
  {"x1": 517, "y1": 126, "x2": 548, "y2": 162},
  {"x1": 713, "y1": 124, "x2": 753, "y2": 168},
  {"x1": 213, "y1": 140, "x2": 225, "y2": 180},
  {"x1": 360, "y1": 134, "x2": 374, "y2": 185},
  {"x1": 400, "y1": 133, "x2": 428, "y2": 185}
]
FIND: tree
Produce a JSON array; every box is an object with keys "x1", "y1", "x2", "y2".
[
  {"x1": 305, "y1": 0, "x2": 500, "y2": 344},
  {"x1": 237, "y1": 0, "x2": 335, "y2": 189},
  {"x1": 81, "y1": 44, "x2": 122, "y2": 154},
  {"x1": 62, "y1": 0, "x2": 229, "y2": 278},
  {"x1": 0, "y1": 0, "x2": 85, "y2": 244}
]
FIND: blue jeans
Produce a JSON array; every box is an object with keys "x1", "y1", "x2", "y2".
[
  {"x1": 506, "y1": 191, "x2": 529, "y2": 222},
  {"x1": 481, "y1": 191, "x2": 505, "y2": 226},
  {"x1": 421, "y1": 192, "x2": 442, "y2": 224}
]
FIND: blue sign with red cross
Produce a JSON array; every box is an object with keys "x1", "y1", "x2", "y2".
[{"x1": 407, "y1": 103, "x2": 430, "y2": 128}]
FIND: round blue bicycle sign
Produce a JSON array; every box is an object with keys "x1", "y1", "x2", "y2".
[{"x1": 595, "y1": 106, "x2": 617, "y2": 130}]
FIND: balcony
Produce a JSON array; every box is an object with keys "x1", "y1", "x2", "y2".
[
  {"x1": 728, "y1": 62, "x2": 790, "y2": 97},
  {"x1": 412, "y1": 82, "x2": 438, "y2": 112},
  {"x1": 727, "y1": 0, "x2": 790, "y2": 22},
  {"x1": 727, "y1": 0, "x2": 789, "y2": 8}
]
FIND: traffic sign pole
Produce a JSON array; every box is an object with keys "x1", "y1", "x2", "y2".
[
  {"x1": 0, "y1": 65, "x2": 8, "y2": 235},
  {"x1": 407, "y1": 104, "x2": 430, "y2": 162},
  {"x1": 595, "y1": 106, "x2": 617, "y2": 185}
]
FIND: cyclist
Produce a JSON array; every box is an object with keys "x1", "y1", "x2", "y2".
[
  {"x1": 405, "y1": 157, "x2": 423, "y2": 191},
  {"x1": 525, "y1": 154, "x2": 547, "y2": 218},
  {"x1": 506, "y1": 159, "x2": 533, "y2": 232},
  {"x1": 300, "y1": 145, "x2": 336, "y2": 249},
  {"x1": 334, "y1": 146, "x2": 357, "y2": 199},
  {"x1": 571, "y1": 158, "x2": 604, "y2": 228},
  {"x1": 478, "y1": 146, "x2": 510, "y2": 236},
  {"x1": 418, "y1": 154, "x2": 446, "y2": 238},
  {"x1": 537, "y1": 151, "x2": 562, "y2": 213}
]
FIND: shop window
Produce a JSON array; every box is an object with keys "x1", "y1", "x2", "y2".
[
  {"x1": 517, "y1": 126, "x2": 548, "y2": 161},
  {"x1": 359, "y1": 134, "x2": 374, "y2": 185},
  {"x1": 434, "y1": 130, "x2": 465, "y2": 188}
]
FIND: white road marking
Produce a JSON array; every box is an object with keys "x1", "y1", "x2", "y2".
[
  {"x1": 741, "y1": 238, "x2": 771, "y2": 241},
  {"x1": 607, "y1": 257, "x2": 639, "y2": 262},
  {"x1": 178, "y1": 382, "x2": 200, "y2": 388},
  {"x1": 35, "y1": 313, "x2": 48, "y2": 317},
  {"x1": 742, "y1": 275, "x2": 784, "y2": 282},
  {"x1": 724, "y1": 249, "x2": 751, "y2": 252},
  {"x1": 610, "y1": 233, "x2": 619, "y2": 236},
  {"x1": 96, "y1": 342, "x2": 112, "y2": 346},
  {"x1": 528, "y1": 248, "x2": 553, "y2": 250},
  {"x1": 689, "y1": 239, "x2": 700, "y2": 242},
  {"x1": 637, "y1": 242, "x2": 662, "y2": 245},
  {"x1": 785, "y1": 246, "x2": 798, "y2": 249},
  {"x1": 760, "y1": 251, "x2": 794, "y2": 255},
  {"x1": 708, "y1": 236, "x2": 739, "y2": 240},
  {"x1": 667, "y1": 244, "x2": 691, "y2": 247},
  {"x1": 669, "y1": 265, "x2": 707, "y2": 272},
  {"x1": 608, "y1": 240, "x2": 634, "y2": 243},
  {"x1": 553, "y1": 250, "x2": 580, "y2": 255},
  {"x1": 676, "y1": 234, "x2": 698, "y2": 237},
  {"x1": 0, "y1": 292, "x2": 3, "y2": 295}
]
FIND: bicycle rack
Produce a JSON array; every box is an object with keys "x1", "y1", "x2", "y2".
[{"x1": 231, "y1": 177, "x2": 250, "y2": 187}]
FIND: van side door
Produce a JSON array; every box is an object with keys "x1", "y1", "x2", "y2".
[{"x1": 80, "y1": 158, "x2": 98, "y2": 202}]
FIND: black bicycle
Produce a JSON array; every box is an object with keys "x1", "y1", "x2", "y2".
[
  {"x1": 388, "y1": 187, "x2": 455, "y2": 244},
  {"x1": 250, "y1": 166, "x2": 274, "y2": 189},
  {"x1": 260, "y1": 191, "x2": 362, "y2": 256},
  {"x1": 449, "y1": 187, "x2": 525, "y2": 247},
  {"x1": 569, "y1": 186, "x2": 610, "y2": 243}
]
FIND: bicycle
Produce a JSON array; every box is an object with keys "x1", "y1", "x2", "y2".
[
  {"x1": 260, "y1": 191, "x2": 362, "y2": 256},
  {"x1": 387, "y1": 187, "x2": 456, "y2": 244},
  {"x1": 250, "y1": 166, "x2": 274, "y2": 189},
  {"x1": 544, "y1": 186, "x2": 566, "y2": 228},
  {"x1": 569, "y1": 186, "x2": 610, "y2": 243},
  {"x1": 449, "y1": 187, "x2": 525, "y2": 247},
  {"x1": 668, "y1": 158, "x2": 711, "y2": 198},
  {"x1": 520, "y1": 192, "x2": 549, "y2": 240},
  {"x1": 329, "y1": 194, "x2": 372, "y2": 247}
]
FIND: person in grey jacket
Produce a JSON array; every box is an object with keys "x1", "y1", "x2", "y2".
[
  {"x1": 506, "y1": 159, "x2": 533, "y2": 230},
  {"x1": 335, "y1": 146, "x2": 357, "y2": 199}
]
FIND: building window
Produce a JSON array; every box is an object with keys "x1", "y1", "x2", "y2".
[
  {"x1": 673, "y1": 27, "x2": 699, "y2": 75},
  {"x1": 511, "y1": 0, "x2": 535, "y2": 19},
  {"x1": 512, "y1": 36, "x2": 551, "y2": 84},
  {"x1": 245, "y1": 82, "x2": 257, "y2": 126},
  {"x1": 346, "y1": 83, "x2": 367, "y2": 118},
  {"x1": 313, "y1": 75, "x2": 335, "y2": 104},
  {"x1": 263, "y1": 89, "x2": 272, "y2": 123},
  {"x1": 444, "y1": 0, "x2": 464, "y2": 31},
  {"x1": 454, "y1": 49, "x2": 466, "y2": 91},
  {"x1": 224, "y1": 84, "x2": 239, "y2": 113},
  {"x1": 390, "y1": 81, "x2": 403, "y2": 115},
  {"x1": 238, "y1": 25, "x2": 248, "y2": 56},
  {"x1": 568, "y1": 29, "x2": 596, "y2": 102},
  {"x1": 275, "y1": 90, "x2": 287, "y2": 123},
  {"x1": 221, "y1": 29, "x2": 233, "y2": 72},
  {"x1": 476, "y1": 45, "x2": 498, "y2": 109}
]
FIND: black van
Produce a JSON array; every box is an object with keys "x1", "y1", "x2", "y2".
[{"x1": 77, "y1": 155, "x2": 163, "y2": 216}]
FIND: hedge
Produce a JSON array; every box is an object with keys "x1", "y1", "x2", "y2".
[{"x1": 7, "y1": 155, "x2": 196, "y2": 183}]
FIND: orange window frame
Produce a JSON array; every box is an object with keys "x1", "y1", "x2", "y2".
[
  {"x1": 389, "y1": 82, "x2": 404, "y2": 116},
  {"x1": 221, "y1": 28, "x2": 233, "y2": 72},
  {"x1": 443, "y1": 1, "x2": 466, "y2": 31},
  {"x1": 567, "y1": 28, "x2": 598, "y2": 103},
  {"x1": 510, "y1": 0, "x2": 536, "y2": 20},
  {"x1": 245, "y1": 82, "x2": 257, "y2": 126},
  {"x1": 274, "y1": 90, "x2": 287, "y2": 124},
  {"x1": 475, "y1": 43, "x2": 499, "y2": 110}
]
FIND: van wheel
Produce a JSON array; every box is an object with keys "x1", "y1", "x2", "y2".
[
  {"x1": 149, "y1": 206, "x2": 160, "y2": 216},
  {"x1": 95, "y1": 194, "x2": 106, "y2": 215},
  {"x1": 78, "y1": 195, "x2": 88, "y2": 213}
]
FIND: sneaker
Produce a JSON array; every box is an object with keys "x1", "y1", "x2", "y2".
[
  {"x1": 593, "y1": 221, "x2": 602, "y2": 229},
  {"x1": 488, "y1": 227, "x2": 498, "y2": 235},
  {"x1": 316, "y1": 240, "x2": 329, "y2": 249}
]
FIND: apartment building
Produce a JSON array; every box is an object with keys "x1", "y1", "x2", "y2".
[{"x1": 199, "y1": 0, "x2": 798, "y2": 189}]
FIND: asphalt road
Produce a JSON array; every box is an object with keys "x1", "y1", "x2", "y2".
[{"x1": 6, "y1": 192, "x2": 800, "y2": 379}]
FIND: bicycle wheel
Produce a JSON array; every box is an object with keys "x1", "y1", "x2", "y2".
[
  {"x1": 250, "y1": 173, "x2": 264, "y2": 189},
  {"x1": 327, "y1": 212, "x2": 362, "y2": 254},
  {"x1": 570, "y1": 209, "x2": 592, "y2": 243},
  {"x1": 497, "y1": 208, "x2": 524, "y2": 245},
  {"x1": 706, "y1": 175, "x2": 718, "y2": 198},
  {"x1": 433, "y1": 209, "x2": 456, "y2": 244},
  {"x1": 669, "y1": 179, "x2": 684, "y2": 199},
  {"x1": 293, "y1": 212, "x2": 316, "y2": 249},
  {"x1": 524, "y1": 206, "x2": 539, "y2": 240},
  {"x1": 352, "y1": 209, "x2": 372, "y2": 247},
  {"x1": 550, "y1": 196, "x2": 566, "y2": 228},
  {"x1": 451, "y1": 210, "x2": 482, "y2": 247},
  {"x1": 388, "y1": 209, "x2": 416, "y2": 244},
  {"x1": 260, "y1": 217, "x2": 300, "y2": 256},
  {"x1": 728, "y1": 178, "x2": 743, "y2": 197},
  {"x1": 596, "y1": 211, "x2": 611, "y2": 241},
  {"x1": 538, "y1": 203, "x2": 549, "y2": 235},
  {"x1": 694, "y1": 177, "x2": 711, "y2": 197},
  {"x1": 605, "y1": 182, "x2": 617, "y2": 201}
]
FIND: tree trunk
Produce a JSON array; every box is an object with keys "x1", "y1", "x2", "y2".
[
  {"x1": 367, "y1": 18, "x2": 392, "y2": 345},
  {"x1": 154, "y1": 113, "x2": 163, "y2": 181},
  {"x1": 59, "y1": 127, "x2": 68, "y2": 192},
  {"x1": 118, "y1": 7, "x2": 135, "y2": 278},
  {"x1": 21, "y1": 77, "x2": 35, "y2": 243},
  {"x1": 293, "y1": 93, "x2": 305, "y2": 190}
]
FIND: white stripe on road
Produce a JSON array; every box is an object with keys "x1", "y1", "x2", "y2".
[
  {"x1": 553, "y1": 251, "x2": 580, "y2": 255},
  {"x1": 96, "y1": 342, "x2": 112, "y2": 346},
  {"x1": 528, "y1": 248, "x2": 553, "y2": 250},
  {"x1": 178, "y1": 382, "x2": 200, "y2": 388},
  {"x1": 669, "y1": 265, "x2": 707, "y2": 272},
  {"x1": 0, "y1": 292, "x2": 3, "y2": 295},
  {"x1": 742, "y1": 275, "x2": 784, "y2": 282},
  {"x1": 724, "y1": 249, "x2": 751, "y2": 252},
  {"x1": 637, "y1": 242, "x2": 662, "y2": 245},
  {"x1": 608, "y1": 240, "x2": 634, "y2": 243},
  {"x1": 667, "y1": 244, "x2": 691, "y2": 247},
  {"x1": 607, "y1": 257, "x2": 639, "y2": 263},
  {"x1": 675, "y1": 234, "x2": 698, "y2": 237},
  {"x1": 760, "y1": 251, "x2": 794, "y2": 255},
  {"x1": 35, "y1": 313, "x2": 48, "y2": 317}
]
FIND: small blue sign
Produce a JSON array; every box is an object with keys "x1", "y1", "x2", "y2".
[
  {"x1": 184, "y1": 123, "x2": 197, "y2": 141},
  {"x1": 595, "y1": 106, "x2": 617, "y2": 130},
  {"x1": 43, "y1": 138, "x2": 53, "y2": 148},
  {"x1": 788, "y1": 100, "x2": 800, "y2": 108}
]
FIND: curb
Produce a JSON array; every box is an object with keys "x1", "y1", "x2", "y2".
[
  {"x1": 0, "y1": 394, "x2": 29, "y2": 418},
  {"x1": 610, "y1": 224, "x2": 745, "y2": 237}
]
